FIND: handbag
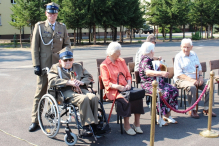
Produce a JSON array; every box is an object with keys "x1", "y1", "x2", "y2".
[{"x1": 117, "y1": 72, "x2": 145, "y2": 102}]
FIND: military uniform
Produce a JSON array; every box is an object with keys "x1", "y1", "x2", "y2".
[
  {"x1": 30, "y1": 2, "x2": 71, "y2": 124},
  {"x1": 48, "y1": 62, "x2": 99, "y2": 126}
]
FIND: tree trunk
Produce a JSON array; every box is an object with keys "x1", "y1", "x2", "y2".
[
  {"x1": 80, "y1": 28, "x2": 82, "y2": 40},
  {"x1": 79, "y1": 28, "x2": 81, "y2": 44},
  {"x1": 156, "y1": 25, "x2": 158, "y2": 39},
  {"x1": 211, "y1": 24, "x2": 213, "y2": 38},
  {"x1": 207, "y1": 25, "x2": 209, "y2": 39},
  {"x1": 20, "y1": 28, "x2": 22, "y2": 48},
  {"x1": 120, "y1": 25, "x2": 122, "y2": 42},
  {"x1": 169, "y1": 25, "x2": 173, "y2": 41},
  {"x1": 110, "y1": 28, "x2": 113, "y2": 40},
  {"x1": 154, "y1": 25, "x2": 155, "y2": 36},
  {"x1": 74, "y1": 29, "x2": 76, "y2": 46},
  {"x1": 77, "y1": 28, "x2": 78, "y2": 44},
  {"x1": 162, "y1": 26, "x2": 165, "y2": 38},
  {"x1": 88, "y1": 26, "x2": 91, "y2": 44},
  {"x1": 205, "y1": 26, "x2": 207, "y2": 39},
  {"x1": 132, "y1": 29, "x2": 135, "y2": 38},
  {"x1": 183, "y1": 24, "x2": 185, "y2": 38},
  {"x1": 130, "y1": 27, "x2": 132, "y2": 43},
  {"x1": 122, "y1": 26, "x2": 124, "y2": 43},
  {"x1": 93, "y1": 25, "x2": 96, "y2": 45},
  {"x1": 113, "y1": 27, "x2": 117, "y2": 41},
  {"x1": 98, "y1": 26, "x2": 100, "y2": 39},
  {"x1": 30, "y1": 25, "x2": 33, "y2": 46},
  {"x1": 104, "y1": 27, "x2": 107, "y2": 45}
]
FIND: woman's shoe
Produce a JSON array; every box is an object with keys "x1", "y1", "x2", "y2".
[
  {"x1": 157, "y1": 118, "x2": 168, "y2": 126},
  {"x1": 163, "y1": 116, "x2": 178, "y2": 124},
  {"x1": 123, "y1": 127, "x2": 136, "y2": 135},
  {"x1": 132, "y1": 123, "x2": 143, "y2": 134}
]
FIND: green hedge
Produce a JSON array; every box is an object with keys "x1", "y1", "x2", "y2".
[
  {"x1": 192, "y1": 31, "x2": 201, "y2": 40},
  {"x1": 158, "y1": 26, "x2": 182, "y2": 33}
]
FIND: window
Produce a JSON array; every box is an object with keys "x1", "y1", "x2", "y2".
[
  {"x1": 11, "y1": 0, "x2": 16, "y2": 4},
  {"x1": 0, "y1": 15, "x2": 1, "y2": 25}
]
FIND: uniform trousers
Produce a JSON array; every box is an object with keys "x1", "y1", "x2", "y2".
[
  {"x1": 31, "y1": 74, "x2": 48, "y2": 123},
  {"x1": 66, "y1": 89, "x2": 99, "y2": 126}
]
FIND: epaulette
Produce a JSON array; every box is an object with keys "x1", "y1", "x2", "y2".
[
  {"x1": 37, "y1": 21, "x2": 45, "y2": 25},
  {"x1": 60, "y1": 22, "x2": 65, "y2": 26}
]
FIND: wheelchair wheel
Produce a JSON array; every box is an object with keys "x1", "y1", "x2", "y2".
[
  {"x1": 64, "y1": 132, "x2": 77, "y2": 146},
  {"x1": 38, "y1": 94, "x2": 60, "y2": 138}
]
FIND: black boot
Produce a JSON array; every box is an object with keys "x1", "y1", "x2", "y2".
[{"x1": 29, "y1": 123, "x2": 40, "y2": 132}]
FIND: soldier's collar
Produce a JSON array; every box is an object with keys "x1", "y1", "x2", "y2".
[
  {"x1": 62, "y1": 67, "x2": 73, "y2": 73},
  {"x1": 47, "y1": 20, "x2": 56, "y2": 26}
]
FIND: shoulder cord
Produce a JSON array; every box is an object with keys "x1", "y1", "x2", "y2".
[
  {"x1": 57, "y1": 67, "x2": 62, "y2": 79},
  {"x1": 38, "y1": 22, "x2": 53, "y2": 45}
]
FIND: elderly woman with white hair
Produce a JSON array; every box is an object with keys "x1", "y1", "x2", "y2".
[
  {"x1": 139, "y1": 42, "x2": 179, "y2": 126},
  {"x1": 100, "y1": 42, "x2": 145, "y2": 135}
]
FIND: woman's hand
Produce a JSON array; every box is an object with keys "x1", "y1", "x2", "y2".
[
  {"x1": 117, "y1": 85, "x2": 126, "y2": 92},
  {"x1": 125, "y1": 84, "x2": 131, "y2": 90},
  {"x1": 161, "y1": 71, "x2": 169, "y2": 78}
]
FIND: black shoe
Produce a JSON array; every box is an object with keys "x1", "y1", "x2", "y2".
[
  {"x1": 29, "y1": 123, "x2": 40, "y2": 132},
  {"x1": 82, "y1": 126, "x2": 93, "y2": 137}
]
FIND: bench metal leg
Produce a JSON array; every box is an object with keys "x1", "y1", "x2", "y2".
[
  {"x1": 117, "y1": 114, "x2": 119, "y2": 124},
  {"x1": 180, "y1": 89, "x2": 183, "y2": 107},
  {"x1": 120, "y1": 116, "x2": 123, "y2": 134}
]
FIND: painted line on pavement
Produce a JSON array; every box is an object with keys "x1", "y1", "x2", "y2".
[{"x1": 0, "y1": 129, "x2": 37, "y2": 146}]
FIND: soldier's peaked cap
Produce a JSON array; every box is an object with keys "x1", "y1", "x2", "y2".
[
  {"x1": 59, "y1": 47, "x2": 73, "y2": 60},
  {"x1": 45, "y1": 2, "x2": 60, "y2": 14}
]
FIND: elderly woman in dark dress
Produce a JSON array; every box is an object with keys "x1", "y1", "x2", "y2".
[
  {"x1": 101, "y1": 42, "x2": 145, "y2": 135},
  {"x1": 139, "y1": 42, "x2": 179, "y2": 126}
]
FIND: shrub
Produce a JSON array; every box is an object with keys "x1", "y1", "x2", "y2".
[
  {"x1": 158, "y1": 25, "x2": 182, "y2": 33},
  {"x1": 192, "y1": 31, "x2": 201, "y2": 40}
]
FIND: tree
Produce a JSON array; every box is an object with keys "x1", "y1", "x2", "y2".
[
  {"x1": 10, "y1": 0, "x2": 46, "y2": 43},
  {"x1": 10, "y1": 5, "x2": 26, "y2": 48},
  {"x1": 98, "y1": 0, "x2": 115, "y2": 44},
  {"x1": 146, "y1": 0, "x2": 192, "y2": 41},
  {"x1": 201, "y1": 0, "x2": 219, "y2": 38},
  {"x1": 57, "y1": 0, "x2": 88, "y2": 45},
  {"x1": 125, "y1": 0, "x2": 145, "y2": 43},
  {"x1": 177, "y1": 0, "x2": 191, "y2": 38}
]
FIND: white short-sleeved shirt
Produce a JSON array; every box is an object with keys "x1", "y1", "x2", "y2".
[{"x1": 173, "y1": 51, "x2": 202, "y2": 83}]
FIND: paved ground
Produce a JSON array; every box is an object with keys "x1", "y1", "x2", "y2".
[{"x1": 0, "y1": 39, "x2": 219, "y2": 146}]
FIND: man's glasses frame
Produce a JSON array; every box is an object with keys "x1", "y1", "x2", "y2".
[{"x1": 62, "y1": 59, "x2": 73, "y2": 62}]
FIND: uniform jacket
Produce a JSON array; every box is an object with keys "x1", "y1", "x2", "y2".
[
  {"x1": 48, "y1": 62, "x2": 94, "y2": 93},
  {"x1": 31, "y1": 20, "x2": 71, "y2": 69}
]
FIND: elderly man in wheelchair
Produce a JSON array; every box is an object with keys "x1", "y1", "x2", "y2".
[{"x1": 37, "y1": 47, "x2": 110, "y2": 145}]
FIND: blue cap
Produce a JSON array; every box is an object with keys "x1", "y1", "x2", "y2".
[
  {"x1": 59, "y1": 47, "x2": 73, "y2": 60},
  {"x1": 46, "y1": 2, "x2": 59, "y2": 14}
]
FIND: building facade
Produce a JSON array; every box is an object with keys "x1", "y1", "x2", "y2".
[
  {"x1": 0, "y1": 1, "x2": 123, "y2": 40},
  {"x1": 0, "y1": 0, "x2": 33, "y2": 39}
]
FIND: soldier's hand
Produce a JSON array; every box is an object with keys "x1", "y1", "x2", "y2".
[{"x1": 34, "y1": 66, "x2": 41, "y2": 76}]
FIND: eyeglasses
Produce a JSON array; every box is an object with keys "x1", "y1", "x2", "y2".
[
  {"x1": 152, "y1": 41, "x2": 156, "y2": 44},
  {"x1": 63, "y1": 59, "x2": 73, "y2": 62}
]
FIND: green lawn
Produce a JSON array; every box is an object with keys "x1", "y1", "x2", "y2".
[{"x1": 135, "y1": 36, "x2": 191, "y2": 40}]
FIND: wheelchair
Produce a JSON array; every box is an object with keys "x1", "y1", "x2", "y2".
[{"x1": 37, "y1": 68, "x2": 111, "y2": 146}]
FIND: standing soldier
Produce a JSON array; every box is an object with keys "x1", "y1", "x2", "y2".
[{"x1": 29, "y1": 2, "x2": 71, "y2": 132}]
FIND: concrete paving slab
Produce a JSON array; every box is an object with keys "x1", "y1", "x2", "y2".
[{"x1": 0, "y1": 40, "x2": 219, "y2": 146}]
